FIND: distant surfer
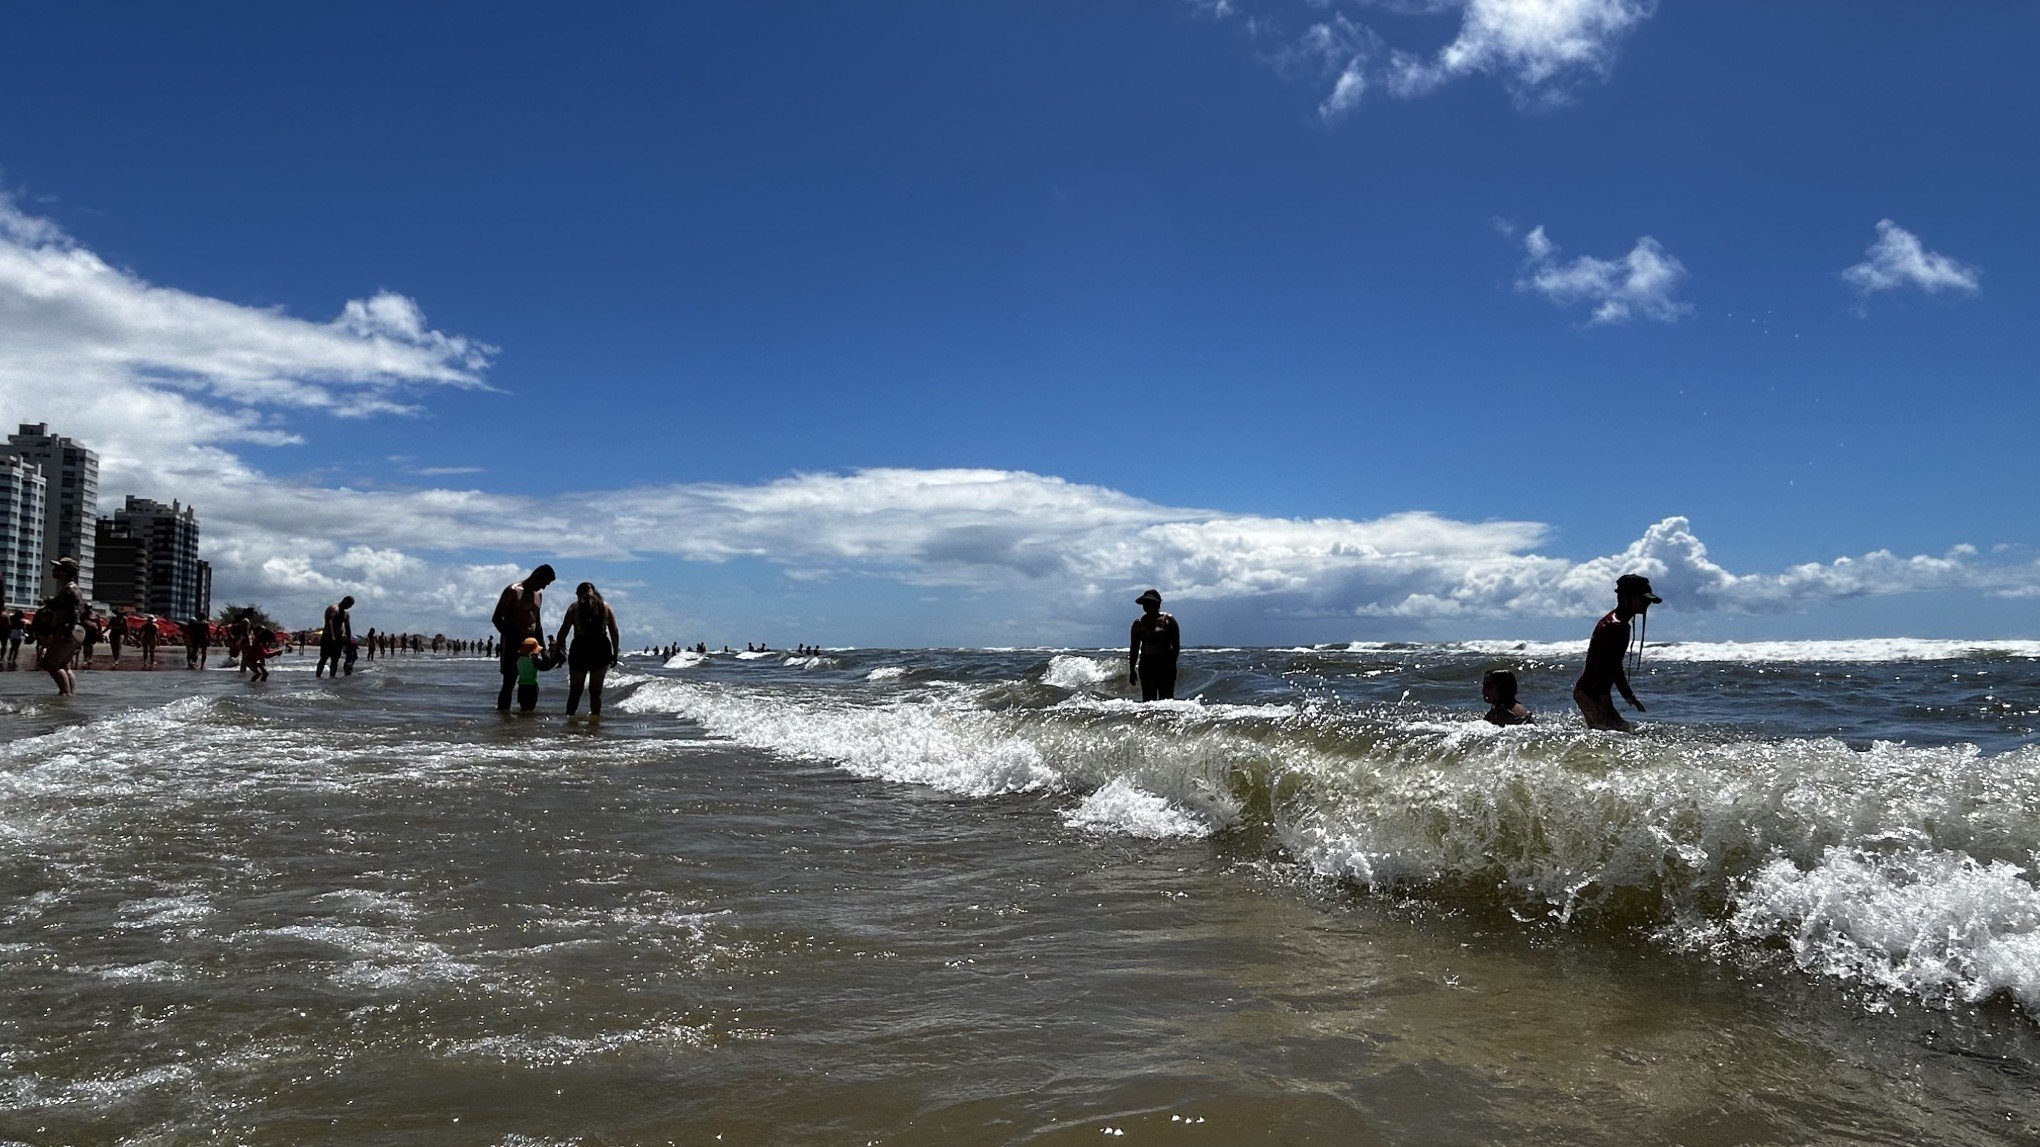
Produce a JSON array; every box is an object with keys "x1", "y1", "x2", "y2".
[
  {"x1": 492, "y1": 564, "x2": 555, "y2": 711},
  {"x1": 1573, "y1": 573, "x2": 1660, "y2": 731},
  {"x1": 1481, "y1": 668, "x2": 1533, "y2": 726},
  {"x1": 1128, "y1": 589, "x2": 1181, "y2": 702}
]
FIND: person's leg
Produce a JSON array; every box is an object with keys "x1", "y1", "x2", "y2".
[
  {"x1": 1572, "y1": 684, "x2": 1629, "y2": 731},
  {"x1": 518, "y1": 683, "x2": 538, "y2": 712},
  {"x1": 1138, "y1": 657, "x2": 1160, "y2": 702},
  {"x1": 498, "y1": 647, "x2": 519, "y2": 710},
  {"x1": 587, "y1": 666, "x2": 607, "y2": 716},
  {"x1": 565, "y1": 668, "x2": 586, "y2": 715}
]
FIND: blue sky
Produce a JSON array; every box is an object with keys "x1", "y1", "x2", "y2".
[{"x1": 2, "y1": 1, "x2": 2035, "y2": 646}]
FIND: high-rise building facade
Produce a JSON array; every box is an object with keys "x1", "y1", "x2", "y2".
[
  {"x1": 5, "y1": 424, "x2": 98, "y2": 599},
  {"x1": 194, "y1": 559, "x2": 212, "y2": 621},
  {"x1": 111, "y1": 496, "x2": 203, "y2": 619},
  {"x1": 0, "y1": 453, "x2": 46, "y2": 610},
  {"x1": 93, "y1": 518, "x2": 151, "y2": 612}
]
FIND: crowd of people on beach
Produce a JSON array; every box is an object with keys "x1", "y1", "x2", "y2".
[{"x1": 16, "y1": 550, "x2": 1668, "y2": 731}]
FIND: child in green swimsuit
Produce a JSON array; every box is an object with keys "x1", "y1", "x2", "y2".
[{"x1": 515, "y1": 637, "x2": 560, "y2": 712}]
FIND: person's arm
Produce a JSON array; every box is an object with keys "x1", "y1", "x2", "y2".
[
  {"x1": 1128, "y1": 621, "x2": 1141, "y2": 684},
  {"x1": 1164, "y1": 616, "x2": 1181, "y2": 658},
  {"x1": 1614, "y1": 664, "x2": 1645, "y2": 711},
  {"x1": 491, "y1": 585, "x2": 518, "y2": 635},
  {"x1": 554, "y1": 603, "x2": 577, "y2": 652},
  {"x1": 604, "y1": 604, "x2": 621, "y2": 665},
  {"x1": 341, "y1": 611, "x2": 353, "y2": 642}
]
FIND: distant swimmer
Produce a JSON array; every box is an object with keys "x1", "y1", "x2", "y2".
[
  {"x1": 1573, "y1": 573, "x2": 1661, "y2": 731},
  {"x1": 1128, "y1": 589, "x2": 1181, "y2": 702},
  {"x1": 554, "y1": 581, "x2": 620, "y2": 716},
  {"x1": 1481, "y1": 668, "x2": 1533, "y2": 726},
  {"x1": 492, "y1": 564, "x2": 556, "y2": 711}
]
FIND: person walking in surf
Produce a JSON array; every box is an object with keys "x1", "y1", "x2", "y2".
[
  {"x1": 1573, "y1": 573, "x2": 1661, "y2": 731},
  {"x1": 1128, "y1": 589, "x2": 1181, "y2": 702},
  {"x1": 553, "y1": 581, "x2": 620, "y2": 716},
  {"x1": 316, "y1": 596, "x2": 354, "y2": 678},
  {"x1": 492, "y1": 564, "x2": 555, "y2": 711}
]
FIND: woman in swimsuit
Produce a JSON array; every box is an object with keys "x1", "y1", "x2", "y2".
[{"x1": 554, "y1": 581, "x2": 621, "y2": 716}]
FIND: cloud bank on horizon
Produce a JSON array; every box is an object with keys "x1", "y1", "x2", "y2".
[{"x1": 1, "y1": 193, "x2": 2032, "y2": 638}]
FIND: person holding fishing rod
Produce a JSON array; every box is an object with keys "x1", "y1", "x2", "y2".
[{"x1": 1573, "y1": 573, "x2": 1660, "y2": 731}]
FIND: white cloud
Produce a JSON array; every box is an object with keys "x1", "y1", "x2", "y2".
[
  {"x1": 1514, "y1": 224, "x2": 1689, "y2": 324},
  {"x1": 1842, "y1": 220, "x2": 1981, "y2": 295},
  {"x1": 1390, "y1": 0, "x2": 1653, "y2": 103},
  {"x1": 3, "y1": 192, "x2": 2031, "y2": 640},
  {"x1": 1238, "y1": 0, "x2": 1653, "y2": 119}
]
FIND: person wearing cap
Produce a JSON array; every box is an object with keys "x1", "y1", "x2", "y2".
[
  {"x1": 1573, "y1": 573, "x2": 1661, "y2": 731},
  {"x1": 32, "y1": 556, "x2": 87, "y2": 695},
  {"x1": 1128, "y1": 589, "x2": 1181, "y2": 702},
  {"x1": 491, "y1": 564, "x2": 556, "y2": 711}
]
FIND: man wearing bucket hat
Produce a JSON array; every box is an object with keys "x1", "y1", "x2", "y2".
[
  {"x1": 1128, "y1": 589, "x2": 1181, "y2": 702},
  {"x1": 32, "y1": 556, "x2": 88, "y2": 695},
  {"x1": 1573, "y1": 573, "x2": 1661, "y2": 731}
]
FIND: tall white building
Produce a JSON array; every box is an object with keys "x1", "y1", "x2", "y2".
[
  {"x1": 4, "y1": 424, "x2": 98, "y2": 599},
  {"x1": 0, "y1": 453, "x2": 46, "y2": 610}
]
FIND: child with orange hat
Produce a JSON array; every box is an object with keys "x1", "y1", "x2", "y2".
[{"x1": 514, "y1": 636, "x2": 561, "y2": 712}]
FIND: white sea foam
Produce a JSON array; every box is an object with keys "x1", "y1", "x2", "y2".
[
  {"x1": 1285, "y1": 725, "x2": 2040, "y2": 1005},
  {"x1": 620, "y1": 679, "x2": 1256, "y2": 836},
  {"x1": 1721, "y1": 846, "x2": 2040, "y2": 1008},
  {"x1": 444, "y1": 1022, "x2": 714, "y2": 1065},
  {"x1": 783, "y1": 655, "x2": 837, "y2": 669},
  {"x1": 734, "y1": 650, "x2": 774, "y2": 660},
  {"x1": 866, "y1": 666, "x2": 907, "y2": 682},
  {"x1": 1064, "y1": 778, "x2": 1210, "y2": 839},
  {"x1": 1450, "y1": 637, "x2": 2040, "y2": 663},
  {"x1": 1050, "y1": 696, "x2": 1299, "y2": 722},
  {"x1": 1042, "y1": 654, "x2": 1118, "y2": 691},
  {"x1": 664, "y1": 650, "x2": 709, "y2": 669},
  {"x1": 619, "y1": 680, "x2": 1062, "y2": 797}
]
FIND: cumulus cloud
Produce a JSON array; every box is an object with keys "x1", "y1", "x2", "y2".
[
  {"x1": 1222, "y1": 0, "x2": 1653, "y2": 119},
  {"x1": 1388, "y1": 0, "x2": 1653, "y2": 104},
  {"x1": 1513, "y1": 224, "x2": 1689, "y2": 324},
  {"x1": 1842, "y1": 219, "x2": 1981, "y2": 295},
  {"x1": 3, "y1": 192, "x2": 2030, "y2": 639}
]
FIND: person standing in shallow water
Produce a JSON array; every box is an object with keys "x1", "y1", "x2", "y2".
[
  {"x1": 492, "y1": 564, "x2": 555, "y2": 711},
  {"x1": 1573, "y1": 573, "x2": 1661, "y2": 731},
  {"x1": 1128, "y1": 589, "x2": 1181, "y2": 702},
  {"x1": 317, "y1": 596, "x2": 354, "y2": 678},
  {"x1": 34, "y1": 557, "x2": 87, "y2": 694},
  {"x1": 554, "y1": 581, "x2": 620, "y2": 716}
]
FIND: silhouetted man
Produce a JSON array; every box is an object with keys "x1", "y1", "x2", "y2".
[
  {"x1": 186, "y1": 616, "x2": 210, "y2": 669},
  {"x1": 1573, "y1": 573, "x2": 1661, "y2": 731},
  {"x1": 492, "y1": 564, "x2": 555, "y2": 710},
  {"x1": 317, "y1": 596, "x2": 355, "y2": 678},
  {"x1": 1128, "y1": 589, "x2": 1181, "y2": 702}
]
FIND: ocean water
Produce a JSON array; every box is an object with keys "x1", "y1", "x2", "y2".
[{"x1": 2, "y1": 640, "x2": 2038, "y2": 1144}]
